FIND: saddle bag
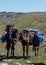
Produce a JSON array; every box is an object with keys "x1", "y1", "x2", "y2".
[
  {"x1": 1, "y1": 32, "x2": 7, "y2": 42},
  {"x1": 33, "y1": 33, "x2": 44, "y2": 44}
]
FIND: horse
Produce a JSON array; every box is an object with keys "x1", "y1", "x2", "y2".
[
  {"x1": 18, "y1": 30, "x2": 40, "y2": 58},
  {"x1": 5, "y1": 24, "x2": 18, "y2": 57}
]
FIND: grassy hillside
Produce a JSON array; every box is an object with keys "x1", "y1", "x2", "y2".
[
  {"x1": 14, "y1": 13, "x2": 46, "y2": 37},
  {"x1": 0, "y1": 12, "x2": 46, "y2": 65}
]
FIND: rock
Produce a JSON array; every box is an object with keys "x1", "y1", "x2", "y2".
[
  {"x1": 16, "y1": 62, "x2": 21, "y2": 65},
  {"x1": 3, "y1": 59, "x2": 12, "y2": 62},
  {"x1": 26, "y1": 60, "x2": 32, "y2": 64},
  {"x1": 0, "y1": 63, "x2": 8, "y2": 65},
  {"x1": 32, "y1": 64, "x2": 34, "y2": 65}
]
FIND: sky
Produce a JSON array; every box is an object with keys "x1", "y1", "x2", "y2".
[{"x1": 0, "y1": 0, "x2": 46, "y2": 12}]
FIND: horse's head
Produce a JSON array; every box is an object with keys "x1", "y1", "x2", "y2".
[
  {"x1": 5, "y1": 24, "x2": 14, "y2": 39},
  {"x1": 5, "y1": 24, "x2": 14, "y2": 33},
  {"x1": 17, "y1": 31, "x2": 23, "y2": 41}
]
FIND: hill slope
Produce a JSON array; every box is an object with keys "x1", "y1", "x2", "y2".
[{"x1": 12, "y1": 12, "x2": 46, "y2": 36}]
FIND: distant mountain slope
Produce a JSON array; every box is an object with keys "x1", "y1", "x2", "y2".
[{"x1": 0, "y1": 12, "x2": 25, "y2": 20}]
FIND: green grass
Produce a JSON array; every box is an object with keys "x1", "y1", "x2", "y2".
[{"x1": 0, "y1": 12, "x2": 46, "y2": 65}]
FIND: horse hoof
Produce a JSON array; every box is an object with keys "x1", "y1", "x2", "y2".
[
  {"x1": 25, "y1": 56, "x2": 29, "y2": 59},
  {"x1": 23, "y1": 56, "x2": 29, "y2": 59}
]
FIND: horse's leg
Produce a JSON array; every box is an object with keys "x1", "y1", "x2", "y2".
[
  {"x1": 6, "y1": 42, "x2": 10, "y2": 57},
  {"x1": 35, "y1": 47, "x2": 37, "y2": 56},
  {"x1": 26, "y1": 45, "x2": 29, "y2": 58},
  {"x1": 37, "y1": 47, "x2": 39, "y2": 57},
  {"x1": 33, "y1": 43, "x2": 37, "y2": 56},
  {"x1": 33, "y1": 46, "x2": 37, "y2": 56},
  {"x1": 7, "y1": 49, "x2": 9, "y2": 57},
  {"x1": 23, "y1": 45, "x2": 25, "y2": 58},
  {"x1": 11, "y1": 43, "x2": 15, "y2": 57},
  {"x1": 11, "y1": 47, "x2": 13, "y2": 55},
  {"x1": 37, "y1": 44, "x2": 39, "y2": 57},
  {"x1": 34, "y1": 47, "x2": 39, "y2": 56},
  {"x1": 11, "y1": 48, "x2": 14, "y2": 57}
]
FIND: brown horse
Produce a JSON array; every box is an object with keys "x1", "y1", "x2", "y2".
[
  {"x1": 18, "y1": 30, "x2": 39, "y2": 58},
  {"x1": 5, "y1": 24, "x2": 18, "y2": 57}
]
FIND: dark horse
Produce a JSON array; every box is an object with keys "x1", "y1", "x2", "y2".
[
  {"x1": 18, "y1": 30, "x2": 40, "y2": 58},
  {"x1": 5, "y1": 24, "x2": 18, "y2": 57}
]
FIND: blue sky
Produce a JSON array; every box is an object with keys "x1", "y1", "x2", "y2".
[{"x1": 0, "y1": 0, "x2": 46, "y2": 12}]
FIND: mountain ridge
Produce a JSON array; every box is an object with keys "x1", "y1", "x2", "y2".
[{"x1": 0, "y1": 12, "x2": 25, "y2": 20}]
